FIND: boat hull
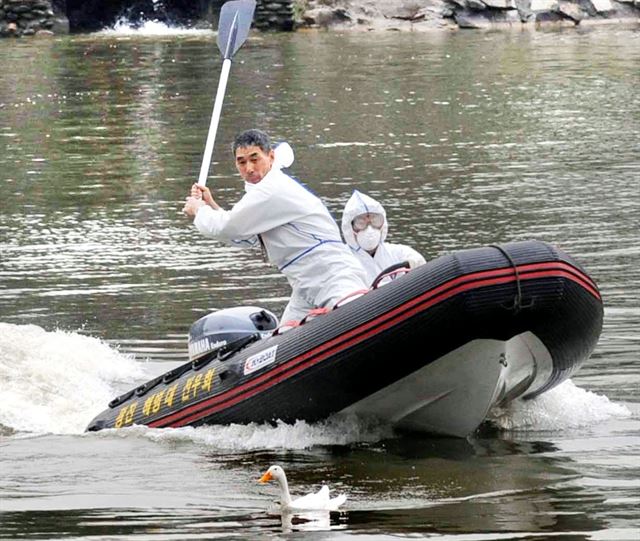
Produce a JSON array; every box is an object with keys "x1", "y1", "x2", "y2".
[{"x1": 342, "y1": 332, "x2": 552, "y2": 437}]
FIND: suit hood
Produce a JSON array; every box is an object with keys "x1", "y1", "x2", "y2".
[{"x1": 341, "y1": 190, "x2": 388, "y2": 250}]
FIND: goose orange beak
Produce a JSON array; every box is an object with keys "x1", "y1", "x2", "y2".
[{"x1": 258, "y1": 471, "x2": 273, "y2": 484}]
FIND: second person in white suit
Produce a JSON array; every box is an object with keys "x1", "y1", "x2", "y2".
[{"x1": 341, "y1": 190, "x2": 426, "y2": 285}]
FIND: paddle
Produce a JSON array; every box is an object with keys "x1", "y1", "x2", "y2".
[{"x1": 197, "y1": 0, "x2": 256, "y2": 187}]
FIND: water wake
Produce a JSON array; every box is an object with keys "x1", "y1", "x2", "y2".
[
  {"x1": 487, "y1": 379, "x2": 631, "y2": 431},
  {"x1": 95, "y1": 415, "x2": 394, "y2": 451},
  {"x1": 0, "y1": 323, "x2": 145, "y2": 435}
]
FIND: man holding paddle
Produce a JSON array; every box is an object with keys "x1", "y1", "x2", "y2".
[
  {"x1": 182, "y1": 2, "x2": 366, "y2": 323},
  {"x1": 183, "y1": 129, "x2": 369, "y2": 324}
]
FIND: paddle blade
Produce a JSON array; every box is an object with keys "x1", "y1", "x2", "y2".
[{"x1": 216, "y1": 0, "x2": 256, "y2": 59}]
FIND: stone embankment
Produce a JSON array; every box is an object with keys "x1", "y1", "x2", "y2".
[
  {"x1": 298, "y1": 0, "x2": 640, "y2": 30},
  {"x1": 0, "y1": 0, "x2": 63, "y2": 37},
  {"x1": 256, "y1": 0, "x2": 296, "y2": 30}
]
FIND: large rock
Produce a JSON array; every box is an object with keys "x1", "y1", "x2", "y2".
[
  {"x1": 364, "y1": 0, "x2": 437, "y2": 19},
  {"x1": 558, "y1": 0, "x2": 586, "y2": 20},
  {"x1": 534, "y1": 9, "x2": 574, "y2": 22},
  {"x1": 482, "y1": 0, "x2": 517, "y2": 8},
  {"x1": 530, "y1": 0, "x2": 558, "y2": 10},
  {"x1": 454, "y1": 6, "x2": 521, "y2": 25},
  {"x1": 589, "y1": 0, "x2": 614, "y2": 11},
  {"x1": 466, "y1": 0, "x2": 488, "y2": 10},
  {"x1": 303, "y1": 6, "x2": 352, "y2": 26}
]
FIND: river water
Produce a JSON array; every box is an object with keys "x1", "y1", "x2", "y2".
[{"x1": 1, "y1": 22, "x2": 639, "y2": 540}]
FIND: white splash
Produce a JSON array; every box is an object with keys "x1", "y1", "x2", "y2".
[
  {"x1": 100, "y1": 20, "x2": 212, "y2": 36},
  {"x1": 488, "y1": 380, "x2": 631, "y2": 432},
  {"x1": 94, "y1": 415, "x2": 394, "y2": 450},
  {"x1": 0, "y1": 323, "x2": 146, "y2": 435}
]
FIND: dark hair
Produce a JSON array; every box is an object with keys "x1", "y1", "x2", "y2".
[{"x1": 232, "y1": 129, "x2": 271, "y2": 155}]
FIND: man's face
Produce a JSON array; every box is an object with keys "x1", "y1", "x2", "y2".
[{"x1": 235, "y1": 145, "x2": 274, "y2": 184}]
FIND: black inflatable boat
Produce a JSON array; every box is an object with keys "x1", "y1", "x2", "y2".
[{"x1": 86, "y1": 240, "x2": 603, "y2": 437}]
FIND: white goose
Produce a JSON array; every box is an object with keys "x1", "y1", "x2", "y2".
[{"x1": 258, "y1": 465, "x2": 347, "y2": 511}]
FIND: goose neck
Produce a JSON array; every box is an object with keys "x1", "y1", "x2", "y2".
[{"x1": 277, "y1": 474, "x2": 292, "y2": 506}]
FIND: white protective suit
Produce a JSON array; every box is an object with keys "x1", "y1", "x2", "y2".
[
  {"x1": 194, "y1": 144, "x2": 368, "y2": 323},
  {"x1": 341, "y1": 190, "x2": 426, "y2": 285}
]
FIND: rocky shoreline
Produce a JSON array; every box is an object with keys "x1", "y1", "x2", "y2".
[
  {"x1": 0, "y1": 0, "x2": 59, "y2": 37},
  {"x1": 298, "y1": 0, "x2": 640, "y2": 31},
  {"x1": 1, "y1": 0, "x2": 638, "y2": 38}
]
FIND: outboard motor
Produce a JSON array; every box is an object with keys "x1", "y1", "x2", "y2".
[{"x1": 187, "y1": 306, "x2": 279, "y2": 362}]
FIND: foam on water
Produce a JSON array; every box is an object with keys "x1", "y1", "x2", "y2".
[
  {"x1": 95, "y1": 415, "x2": 394, "y2": 450},
  {"x1": 93, "y1": 381, "x2": 632, "y2": 450},
  {"x1": 99, "y1": 19, "x2": 212, "y2": 37},
  {"x1": 488, "y1": 380, "x2": 632, "y2": 432},
  {"x1": 0, "y1": 323, "x2": 146, "y2": 435}
]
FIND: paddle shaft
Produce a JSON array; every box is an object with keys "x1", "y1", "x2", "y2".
[
  {"x1": 197, "y1": 2, "x2": 253, "y2": 187},
  {"x1": 197, "y1": 56, "x2": 232, "y2": 187}
]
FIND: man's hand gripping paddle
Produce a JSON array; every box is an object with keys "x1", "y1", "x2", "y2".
[{"x1": 197, "y1": 0, "x2": 256, "y2": 188}]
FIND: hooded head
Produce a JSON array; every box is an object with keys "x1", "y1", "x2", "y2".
[{"x1": 341, "y1": 190, "x2": 388, "y2": 254}]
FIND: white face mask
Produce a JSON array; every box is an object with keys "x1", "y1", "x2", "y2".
[{"x1": 356, "y1": 225, "x2": 382, "y2": 253}]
